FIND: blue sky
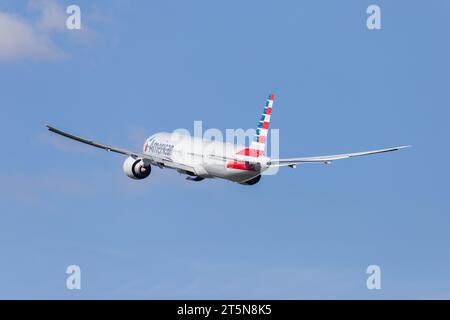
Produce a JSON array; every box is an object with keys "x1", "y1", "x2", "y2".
[{"x1": 0, "y1": 0, "x2": 449, "y2": 299}]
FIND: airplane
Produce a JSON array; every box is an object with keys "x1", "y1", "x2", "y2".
[{"x1": 46, "y1": 94, "x2": 409, "y2": 185}]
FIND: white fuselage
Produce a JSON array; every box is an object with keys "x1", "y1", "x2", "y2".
[
  {"x1": 47, "y1": 92, "x2": 408, "y2": 186},
  {"x1": 143, "y1": 132, "x2": 270, "y2": 183}
]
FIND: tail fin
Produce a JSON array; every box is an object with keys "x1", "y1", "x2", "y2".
[
  {"x1": 236, "y1": 93, "x2": 274, "y2": 158},
  {"x1": 251, "y1": 93, "x2": 274, "y2": 153}
]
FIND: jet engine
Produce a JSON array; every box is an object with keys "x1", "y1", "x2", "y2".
[
  {"x1": 123, "y1": 156, "x2": 151, "y2": 180},
  {"x1": 239, "y1": 175, "x2": 261, "y2": 185}
]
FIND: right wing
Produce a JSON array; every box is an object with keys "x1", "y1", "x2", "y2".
[{"x1": 269, "y1": 145, "x2": 411, "y2": 167}]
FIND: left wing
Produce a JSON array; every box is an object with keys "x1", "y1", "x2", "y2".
[
  {"x1": 46, "y1": 125, "x2": 198, "y2": 174},
  {"x1": 46, "y1": 125, "x2": 147, "y2": 158},
  {"x1": 268, "y1": 145, "x2": 410, "y2": 167}
]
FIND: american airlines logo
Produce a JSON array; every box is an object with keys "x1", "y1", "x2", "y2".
[{"x1": 146, "y1": 138, "x2": 175, "y2": 157}]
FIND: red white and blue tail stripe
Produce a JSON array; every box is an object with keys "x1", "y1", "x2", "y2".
[
  {"x1": 251, "y1": 93, "x2": 274, "y2": 153},
  {"x1": 235, "y1": 93, "x2": 274, "y2": 159}
]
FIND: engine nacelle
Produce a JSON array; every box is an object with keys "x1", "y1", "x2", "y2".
[
  {"x1": 239, "y1": 175, "x2": 261, "y2": 185},
  {"x1": 123, "y1": 156, "x2": 151, "y2": 180}
]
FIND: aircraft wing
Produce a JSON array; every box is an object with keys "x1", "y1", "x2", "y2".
[
  {"x1": 46, "y1": 125, "x2": 150, "y2": 158},
  {"x1": 46, "y1": 125, "x2": 198, "y2": 174},
  {"x1": 268, "y1": 145, "x2": 410, "y2": 167}
]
